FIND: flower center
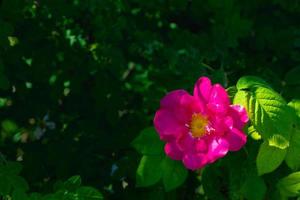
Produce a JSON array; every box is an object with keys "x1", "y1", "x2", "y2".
[{"x1": 190, "y1": 113, "x2": 208, "y2": 138}]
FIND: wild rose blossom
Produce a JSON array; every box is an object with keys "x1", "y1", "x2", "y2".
[{"x1": 154, "y1": 77, "x2": 249, "y2": 170}]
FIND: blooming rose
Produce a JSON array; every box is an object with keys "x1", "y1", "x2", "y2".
[{"x1": 154, "y1": 77, "x2": 249, "y2": 170}]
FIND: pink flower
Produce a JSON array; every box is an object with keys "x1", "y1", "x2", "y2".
[{"x1": 154, "y1": 77, "x2": 249, "y2": 170}]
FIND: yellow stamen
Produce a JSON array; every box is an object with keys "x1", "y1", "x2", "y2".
[{"x1": 190, "y1": 113, "x2": 208, "y2": 138}]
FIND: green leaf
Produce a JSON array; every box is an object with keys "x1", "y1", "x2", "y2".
[
  {"x1": 278, "y1": 171, "x2": 300, "y2": 198},
  {"x1": 77, "y1": 186, "x2": 104, "y2": 200},
  {"x1": 288, "y1": 99, "x2": 300, "y2": 117},
  {"x1": 0, "y1": 97, "x2": 8, "y2": 108},
  {"x1": 226, "y1": 86, "x2": 237, "y2": 101},
  {"x1": 136, "y1": 155, "x2": 163, "y2": 187},
  {"x1": 286, "y1": 129, "x2": 300, "y2": 171},
  {"x1": 233, "y1": 90, "x2": 250, "y2": 110},
  {"x1": 10, "y1": 175, "x2": 29, "y2": 191},
  {"x1": 257, "y1": 142, "x2": 287, "y2": 175},
  {"x1": 247, "y1": 126, "x2": 262, "y2": 140},
  {"x1": 0, "y1": 175, "x2": 11, "y2": 195},
  {"x1": 268, "y1": 134, "x2": 289, "y2": 149},
  {"x1": 42, "y1": 194, "x2": 58, "y2": 200},
  {"x1": 28, "y1": 193, "x2": 43, "y2": 200},
  {"x1": 234, "y1": 86, "x2": 292, "y2": 141},
  {"x1": 136, "y1": 155, "x2": 187, "y2": 191},
  {"x1": 63, "y1": 175, "x2": 82, "y2": 191},
  {"x1": 12, "y1": 189, "x2": 29, "y2": 200},
  {"x1": 5, "y1": 161, "x2": 22, "y2": 175},
  {"x1": 53, "y1": 180, "x2": 64, "y2": 192},
  {"x1": 132, "y1": 127, "x2": 164, "y2": 155},
  {"x1": 241, "y1": 174, "x2": 266, "y2": 200},
  {"x1": 2, "y1": 119, "x2": 18, "y2": 134},
  {"x1": 161, "y1": 157, "x2": 188, "y2": 191},
  {"x1": 236, "y1": 76, "x2": 271, "y2": 90},
  {"x1": 0, "y1": 162, "x2": 28, "y2": 194},
  {"x1": 285, "y1": 100, "x2": 300, "y2": 170}
]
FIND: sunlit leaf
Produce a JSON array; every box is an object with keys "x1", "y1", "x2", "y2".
[
  {"x1": 234, "y1": 81, "x2": 293, "y2": 141},
  {"x1": 247, "y1": 126, "x2": 261, "y2": 140},
  {"x1": 278, "y1": 171, "x2": 300, "y2": 198}
]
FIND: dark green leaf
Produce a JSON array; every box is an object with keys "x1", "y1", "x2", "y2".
[
  {"x1": 241, "y1": 174, "x2": 266, "y2": 200},
  {"x1": 77, "y1": 186, "x2": 104, "y2": 200},
  {"x1": 63, "y1": 175, "x2": 82, "y2": 191},
  {"x1": 132, "y1": 127, "x2": 164, "y2": 155},
  {"x1": 10, "y1": 175, "x2": 29, "y2": 191},
  {"x1": 161, "y1": 157, "x2": 188, "y2": 191},
  {"x1": 0, "y1": 175, "x2": 11, "y2": 195},
  {"x1": 285, "y1": 100, "x2": 300, "y2": 170},
  {"x1": 5, "y1": 161, "x2": 22, "y2": 175},
  {"x1": 12, "y1": 189, "x2": 29, "y2": 200},
  {"x1": 136, "y1": 155, "x2": 163, "y2": 187},
  {"x1": 2, "y1": 120, "x2": 18, "y2": 134}
]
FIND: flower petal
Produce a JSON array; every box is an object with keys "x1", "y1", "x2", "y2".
[
  {"x1": 209, "y1": 116, "x2": 233, "y2": 136},
  {"x1": 177, "y1": 133, "x2": 195, "y2": 153},
  {"x1": 165, "y1": 142, "x2": 183, "y2": 160},
  {"x1": 160, "y1": 89, "x2": 189, "y2": 109},
  {"x1": 160, "y1": 90, "x2": 200, "y2": 123},
  {"x1": 154, "y1": 109, "x2": 187, "y2": 141},
  {"x1": 207, "y1": 137, "x2": 229, "y2": 163},
  {"x1": 177, "y1": 134, "x2": 209, "y2": 153},
  {"x1": 183, "y1": 153, "x2": 207, "y2": 170},
  {"x1": 207, "y1": 84, "x2": 230, "y2": 114},
  {"x1": 229, "y1": 105, "x2": 249, "y2": 129},
  {"x1": 225, "y1": 128, "x2": 247, "y2": 151},
  {"x1": 195, "y1": 139, "x2": 208, "y2": 153},
  {"x1": 193, "y1": 76, "x2": 212, "y2": 103},
  {"x1": 181, "y1": 93, "x2": 205, "y2": 114}
]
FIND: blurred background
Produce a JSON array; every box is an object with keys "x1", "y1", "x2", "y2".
[{"x1": 1, "y1": 0, "x2": 300, "y2": 199}]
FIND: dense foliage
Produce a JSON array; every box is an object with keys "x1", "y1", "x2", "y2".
[{"x1": 1, "y1": 0, "x2": 300, "y2": 199}]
